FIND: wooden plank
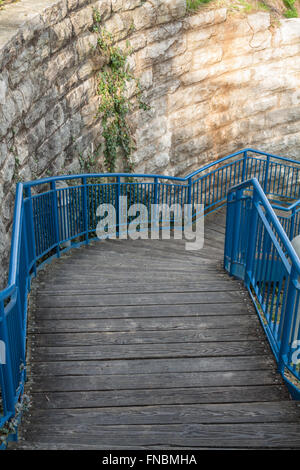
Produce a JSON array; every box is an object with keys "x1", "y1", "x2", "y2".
[
  {"x1": 50, "y1": 245, "x2": 224, "y2": 262},
  {"x1": 40, "y1": 270, "x2": 224, "y2": 281},
  {"x1": 29, "y1": 311, "x2": 258, "y2": 333},
  {"x1": 30, "y1": 385, "x2": 290, "y2": 410},
  {"x1": 40, "y1": 273, "x2": 227, "y2": 286},
  {"x1": 31, "y1": 327, "x2": 262, "y2": 347},
  {"x1": 30, "y1": 355, "x2": 275, "y2": 378},
  {"x1": 16, "y1": 423, "x2": 300, "y2": 448},
  {"x1": 23, "y1": 402, "x2": 300, "y2": 426},
  {"x1": 32, "y1": 302, "x2": 252, "y2": 320},
  {"x1": 30, "y1": 369, "x2": 280, "y2": 392},
  {"x1": 38, "y1": 280, "x2": 241, "y2": 295},
  {"x1": 44, "y1": 263, "x2": 218, "y2": 275},
  {"x1": 59, "y1": 246, "x2": 221, "y2": 261},
  {"x1": 32, "y1": 340, "x2": 267, "y2": 362},
  {"x1": 39, "y1": 273, "x2": 230, "y2": 286},
  {"x1": 7, "y1": 442, "x2": 235, "y2": 450},
  {"x1": 35, "y1": 291, "x2": 246, "y2": 308},
  {"x1": 203, "y1": 227, "x2": 225, "y2": 242},
  {"x1": 29, "y1": 314, "x2": 258, "y2": 334}
]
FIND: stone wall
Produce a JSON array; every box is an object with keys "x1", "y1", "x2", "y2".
[
  {"x1": 131, "y1": 8, "x2": 300, "y2": 176},
  {"x1": 0, "y1": 0, "x2": 300, "y2": 286}
]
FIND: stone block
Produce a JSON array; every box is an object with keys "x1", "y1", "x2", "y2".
[
  {"x1": 132, "y1": 2, "x2": 157, "y2": 30},
  {"x1": 67, "y1": 0, "x2": 79, "y2": 11},
  {"x1": 187, "y1": 26, "x2": 215, "y2": 49},
  {"x1": 147, "y1": 22, "x2": 183, "y2": 44},
  {"x1": 266, "y1": 107, "x2": 300, "y2": 128},
  {"x1": 0, "y1": 77, "x2": 8, "y2": 105},
  {"x1": 45, "y1": 46, "x2": 75, "y2": 82},
  {"x1": 140, "y1": 36, "x2": 186, "y2": 68},
  {"x1": 192, "y1": 45, "x2": 223, "y2": 70},
  {"x1": 104, "y1": 13, "x2": 125, "y2": 37},
  {"x1": 247, "y1": 12, "x2": 270, "y2": 33},
  {"x1": 27, "y1": 118, "x2": 46, "y2": 152},
  {"x1": 156, "y1": 0, "x2": 186, "y2": 24},
  {"x1": 243, "y1": 95, "x2": 277, "y2": 116},
  {"x1": 71, "y1": 5, "x2": 94, "y2": 36},
  {"x1": 136, "y1": 116, "x2": 168, "y2": 147},
  {"x1": 45, "y1": 103, "x2": 65, "y2": 138},
  {"x1": 2, "y1": 152, "x2": 15, "y2": 184},
  {"x1": 184, "y1": 8, "x2": 226, "y2": 30},
  {"x1": 0, "y1": 95, "x2": 17, "y2": 138},
  {"x1": 250, "y1": 30, "x2": 272, "y2": 50},
  {"x1": 0, "y1": 141, "x2": 7, "y2": 166},
  {"x1": 273, "y1": 19, "x2": 300, "y2": 47},
  {"x1": 42, "y1": 1, "x2": 68, "y2": 27},
  {"x1": 50, "y1": 18, "x2": 73, "y2": 53},
  {"x1": 112, "y1": 0, "x2": 141, "y2": 12}
]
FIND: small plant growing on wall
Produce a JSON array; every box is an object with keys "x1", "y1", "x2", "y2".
[
  {"x1": 186, "y1": 0, "x2": 212, "y2": 11},
  {"x1": 92, "y1": 10, "x2": 149, "y2": 174},
  {"x1": 283, "y1": 0, "x2": 298, "y2": 17}
]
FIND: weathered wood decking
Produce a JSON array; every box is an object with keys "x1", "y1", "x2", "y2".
[{"x1": 12, "y1": 209, "x2": 300, "y2": 449}]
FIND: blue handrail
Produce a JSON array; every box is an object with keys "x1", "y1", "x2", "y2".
[
  {"x1": 227, "y1": 178, "x2": 300, "y2": 271},
  {"x1": 225, "y1": 177, "x2": 300, "y2": 399},
  {"x1": 1, "y1": 147, "x2": 300, "y2": 446},
  {"x1": 22, "y1": 148, "x2": 300, "y2": 189}
]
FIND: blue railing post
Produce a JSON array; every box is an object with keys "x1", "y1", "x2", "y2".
[
  {"x1": 16, "y1": 284, "x2": 26, "y2": 369},
  {"x1": 186, "y1": 177, "x2": 193, "y2": 224},
  {"x1": 244, "y1": 192, "x2": 259, "y2": 287},
  {"x1": 229, "y1": 188, "x2": 243, "y2": 276},
  {"x1": 242, "y1": 150, "x2": 247, "y2": 182},
  {"x1": 0, "y1": 300, "x2": 15, "y2": 415},
  {"x1": 278, "y1": 265, "x2": 298, "y2": 375},
  {"x1": 290, "y1": 208, "x2": 296, "y2": 240},
  {"x1": 224, "y1": 191, "x2": 235, "y2": 272},
  {"x1": 153, "y1": 177, "x2": 159, "y2": 230},
  {"x1": 153, "y1": 177, "x2": 158, "y2": 205},
  {"x1": 50, "y1": 181, "x2": 61, "y2": 258},
  {"x1": 264, "y1": 154, "x2": 271, "y2": 194},
  {"x1": 82, "y1": 177, "x2": 89, "y2": 245},
  {"x1": 24, "y1": 187, "x2": 37, "y2": 277},
  {"x1": 22, "y1": 214, "x2": 29, "y2": 285},
  {"x1": 187, "y1": 177, "x2": 192, "y2": 205},
  {"x1": 116, "y1": 176, "x2": 121, "y2": 238}
]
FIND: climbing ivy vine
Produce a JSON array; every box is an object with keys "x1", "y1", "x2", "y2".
[
  {"x1": 283, "y1": 0, "x2": 298, "y2": 17},
  {"x1": 92, "y1": 10, "x2": 149, "y2": 174}
]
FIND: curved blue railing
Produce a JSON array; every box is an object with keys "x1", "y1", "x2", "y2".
[
  {"x1": 1, "y1": 148, "x2": 300, "y2": 446},
  {"x1": 272, "y1": 199, "x2": 300, "y2": 241},
  {"x1": 225, "y1": 178, "x2": 300, "y2": 399}
]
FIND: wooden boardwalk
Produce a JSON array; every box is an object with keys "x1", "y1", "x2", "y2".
[{"x1": 12, "y1": 209, "x2": 300, "y2": 449}]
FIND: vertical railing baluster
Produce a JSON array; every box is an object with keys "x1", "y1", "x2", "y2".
[
  {"x1": 224, "y1": 191, "x2": 235, "y2": 272},
  {"x1": 82, "y1": 177, "x2": 89, "y2": 244},
  {"x1": 242, "y1": 150, "x2": 247, "y2": 181},
  {"x1": 0, "y1": 300, "x2": 15, "y2": 415},
  {"x1": 290, "y1": 208, "x2": 296, "y2": 240},
  {"x1": 116, "y1": 176, "x2": 121, "y2": 238},
  {"x1": 264, "y1": 154, "x2": 271, "y2": 194},
  {"x1": 154, "y1": 177, "x2": 158, "y2": 205},
  {"x1": 24, "y1": 187, "x2": 37, "y2": 276},
  {"x1": 245, "y1": 192, "x2": 259, "y2": 287},
  {"x1": 230, "y1": 188, "x2": 243, "y2": 276},
  {"x1": 278, "y1": 265, "x2": 298, "y2": 375},
  {"x1": 50, "y1": 181, "x2": 61, "y2": 258},
  {"x1": 187, "y1": 177, "x2": 192, "y2": 205}
]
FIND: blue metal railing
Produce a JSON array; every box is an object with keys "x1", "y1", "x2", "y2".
[
  {"x1": 224, "y1": 178, "x2": 300, "y2": 399},
  {"x1": 1, "y1": 148, "x2": 300, "y2": 445},
  {"x1": 271, "y1": 199, "x2": 300, "y2": 242}
]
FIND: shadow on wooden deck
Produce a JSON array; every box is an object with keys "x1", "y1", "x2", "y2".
[{"x1": 10, "y1": 209, "x2": 300, "y2": 449}]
